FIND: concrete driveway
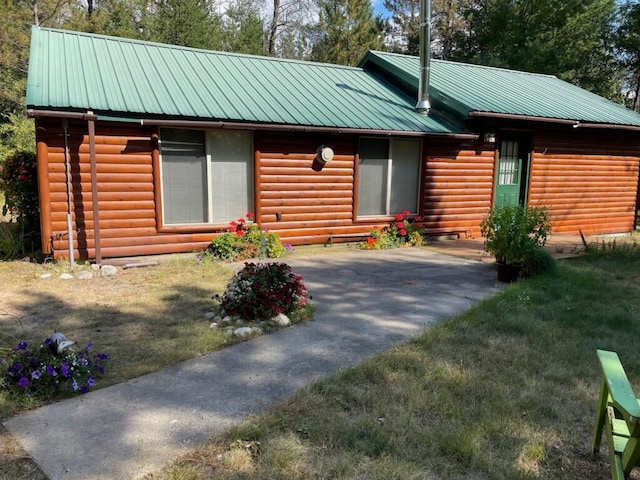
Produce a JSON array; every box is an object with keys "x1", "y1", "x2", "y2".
[{"x1": 4, "y1": 247, "x2": 504, "y2": 480}]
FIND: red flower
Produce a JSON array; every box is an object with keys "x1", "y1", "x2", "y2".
[
  {"x1": 246, "y1": 212, "x2": 254, "y2": 219},
  {"x1": 238, "y1": 218, "x2": 246, "y2": 225},
  {"x1": 402, "y1": 210, "x2": 410, "y2": 216},
  {"x1": 236, "y1": 230, "x2": 244, "y2": 236},
  {"x1": 17, "y1": 174, "x2": 26, "y2": 181},
  {"x1": 400, "y1": 229, "x2": 407, "y2": 236},
  {"x1": 395, "y1": 213, "x2": 403, "y2": 221},
  {"x1": 396, "y1": 222, "x2": 404, "y2": 229},
  {"x1": 415, "y1": 216, "x2": 423, "y2": 222}
]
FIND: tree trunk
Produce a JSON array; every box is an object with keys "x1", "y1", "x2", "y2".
[
  {"x1": 268, "y1": 0, "x2": 280, "y2": 54},
  {"x1": 635, "y1": 74, "x2": 640, "y2": 113}
]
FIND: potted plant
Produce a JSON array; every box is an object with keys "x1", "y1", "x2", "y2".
[{"x1": 480, "y1": 205, "x2": 551, "y2": 282}]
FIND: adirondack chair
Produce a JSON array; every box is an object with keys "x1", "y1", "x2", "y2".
[{"x1": 592, "y1": 350, "x2": 640, "y2": 480}]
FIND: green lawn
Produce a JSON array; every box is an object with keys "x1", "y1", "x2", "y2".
[{"x1": 147, "y1": 244, "x2": 640, "y2": 479}]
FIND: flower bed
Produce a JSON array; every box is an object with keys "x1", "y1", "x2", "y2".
[{"x1": 1, "y1": 337, "x2": 108, "y2": 399}]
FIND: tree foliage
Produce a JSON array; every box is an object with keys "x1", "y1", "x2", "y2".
[
  {"x1": 616, "y1": 0, "x2": 640, "y2": 111},
  {"x1": 311, "y1": 0, "x2": 385, "y2": 65}
]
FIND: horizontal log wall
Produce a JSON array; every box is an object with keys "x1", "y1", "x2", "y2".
[
  {"x1": 255, "y1": 133, "x2": 370, "y2": 245},
  {"x1": 529, "y1": 128, "x2": 640, "y2": 235},
  {"x1": 39, "y1": 119, "x2": 219, "y2": 259},
  {"x1": 422, "y1": 141, "x2": 496, "y2": 238},
  {"x1": 36, "y1": 117, "x2": 640, "y2": 260}
]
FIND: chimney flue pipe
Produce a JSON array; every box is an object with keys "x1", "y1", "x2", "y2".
[{"x1": 415, "y1": 0, "x2": 431, "y2": 114}]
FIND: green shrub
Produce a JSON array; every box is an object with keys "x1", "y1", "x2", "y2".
[
  {"x1": 0, "y1": 150, "x2": 39, "y2": 232},
  {"x1": 480, "y1": 205, "x2": 551, "y2": 265},
  {"x1": 203, "y1": 214, "x2": 292, "y2": 262},
  {"x1": 521, "y1": 245, "x2": 558, "y2": 278},
  {"x1": 221, "y1": 262, "x2": 309, "y2": 321},
  {"x1": 361, "y1": 211, "x2": 426, "y2": 250},
  {"x1": 0, "y1": 222, "x2": 23, "y2": 260}
]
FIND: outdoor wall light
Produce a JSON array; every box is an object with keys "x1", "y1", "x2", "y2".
[
  {"x1": 484, "y1": 132, "x2": 496, "y2": 143},
  {"x1": 312, "y1": 145, "x2": 334, "y2": 171}
]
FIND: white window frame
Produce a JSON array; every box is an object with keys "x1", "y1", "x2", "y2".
[
  {"x1": 357, "y1": 137, "x2": 421, "y2": 218},
  {"x1": 159, "y1": 128, "x2": 254, "y2": 226}
]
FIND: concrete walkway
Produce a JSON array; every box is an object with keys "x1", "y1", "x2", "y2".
[{"x1": 4, "y1": 247, "x2": 504, "y2": 480}]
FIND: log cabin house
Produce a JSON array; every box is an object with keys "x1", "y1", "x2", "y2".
[{"x1": 26, "y1": 26, "x2": 640, "y2": 260}]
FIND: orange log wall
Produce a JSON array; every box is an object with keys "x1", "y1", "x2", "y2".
[
  {"x1": 422, "y1": 141, "x2": 496, "y2": 238},
  {"x1": 529, "y1": 128, "x2": 640, "y2": 235},
  {"x1": 36, "y1": 119, "x2": 640, "y2": 260}
]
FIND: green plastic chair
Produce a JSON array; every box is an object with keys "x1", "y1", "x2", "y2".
[{"x1": 592, "y1": 350, "x2": 640, "y2": 480}]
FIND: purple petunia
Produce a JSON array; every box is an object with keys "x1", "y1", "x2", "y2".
[
  {"x1": 17, "y1": 377, "x2": 29, "y2": 388},
  {"x1": 31, "y1": 370, "x2": 42, "y2": 380},
  {"x1": 13, "y1": 341, "x2": 28, "y2": 352},
  {"x1": 87, "y1": 377, "x2": 96, "y2": 387},
  {"x1": 44, "y1": 338, "x2": 52, "y2": 346},
  {"x1": 60, "y1": 363, "x2": 70, "y2": 377},
  {"x1": 45, "y1": 365, "x2": 57, "y2": 376},
  {"x1": 95, "y1": 353, "x2": 109, "y2": 361},
  {"x1": 71, "y1": 378, "x2": 79, "y2": 391}
]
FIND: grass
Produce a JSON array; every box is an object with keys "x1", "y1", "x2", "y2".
[
  {"x1": 142, "y1": 243, "x2": 640, "y2": 480},
  {"x1": 2, "y1": 242, "x2": 640, "y2": 479}
]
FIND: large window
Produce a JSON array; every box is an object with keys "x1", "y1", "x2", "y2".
[
  {"x1": 160, "y1": 128, "x2": 253, "y2": 225},
  {"x1": 357, "y1": 138, "x2": 421, "y2": 217}
]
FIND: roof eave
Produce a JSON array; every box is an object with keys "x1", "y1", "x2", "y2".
[
  {"x1": 27, "y1": 108, "x2": 478, "y2": 140},
  {"x1": 469, "y1": 110, "x2": 640, "y2": 131}
]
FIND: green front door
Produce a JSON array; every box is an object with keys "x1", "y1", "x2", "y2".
[{"x1": 495, "y1": 137, "x2": 530, "y2": 207}]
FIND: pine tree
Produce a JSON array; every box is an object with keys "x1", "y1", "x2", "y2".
[{"x1": 311, "y1": 0, "x2": 385, "y2": 65}]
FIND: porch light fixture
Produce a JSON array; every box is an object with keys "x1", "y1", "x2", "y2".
[
  {"x1": 484, "y1": 132, "x2": 496, "y2": 143},
  {"x1": 312, "y1": 145, "x2": 334, "y2": 171}
]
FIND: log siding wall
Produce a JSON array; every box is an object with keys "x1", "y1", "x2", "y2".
[
  {"x1": 35, "y1": 119, "x2": 640, "y2": 260},
  {"x1": 422, "y1": 141, "x2": 496, "y2": 238},
  {"x1": 529, "y1": 129, "x2": 640, "y2": 234}
]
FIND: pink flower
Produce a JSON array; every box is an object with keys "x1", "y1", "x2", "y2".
[{"x1": 17, "y1": 174, "x2": 26, "y2": 181}]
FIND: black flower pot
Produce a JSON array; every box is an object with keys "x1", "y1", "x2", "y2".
[{"x1": 496, "y1": 262, "x2": 522, "y2": 283}]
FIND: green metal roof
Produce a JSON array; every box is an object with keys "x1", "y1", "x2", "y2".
[
  {"x1": 360, "y1": 51, "x2": 640, "y2": 127},
  {"x1": 26, "y1": 27, "x2": 465, "y2": 135}
]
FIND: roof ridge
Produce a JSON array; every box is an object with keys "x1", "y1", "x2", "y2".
[
  {"x1": 367, "y1": 50, "x2": 558, "y2": 79},
  {"x1": 34, "y1": 26, "x2": 363, "y2": 71}
]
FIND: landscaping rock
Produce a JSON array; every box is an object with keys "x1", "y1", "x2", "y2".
[
  {"x1": 234, "y1": 327, "x2": 253, "y2": 337},
  {"x1": 222, "y1": 316, "x2": 232, "y2": 324},
  {"x1": 204, "y1": 312, "x2": 217, "y2": 321},
  {"x1": 76, "y1": 271, "x2": 93, "y2": 280},
  {"x1": 214, "y1": 316, "x2": 223, "y2": 323},
  {"x1": 59, "y1": 273, "x2": 74, "y2": 280},
  {"x1": 40, "y1": 273, "x2": 52, "y2": 279},
  {"x1": 209, "y1": 322, "x2": 219, "y2": 329},
  {"x1": 100, "y1": 265, "x2": 118, "y2": 277},
  {"x1": 251, "y1": 327, "x2": 263, "y2": 335},
  {"x1": 273, "y1": 313, "x2": 290, "y2": 326}
]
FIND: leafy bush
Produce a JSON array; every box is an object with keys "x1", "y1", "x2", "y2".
[
  {"x1": 0, "y1": 338, "x2": 108, "y2": 399},
  {"x1": 221, "y1": 262, "x2": 308, "y2": 321},
  {"x1": 480, "y1": 205, "x2": 551, "y2": 265},
  {"x1": 0, "y1": 150, "x2": 39, "y2": 231},
  {"x1": 361, "y1": 211, "x2": 426, "y2": 250},
  {"x1": 204, "y1": 213, "x2": 293, "y2": 261}
]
